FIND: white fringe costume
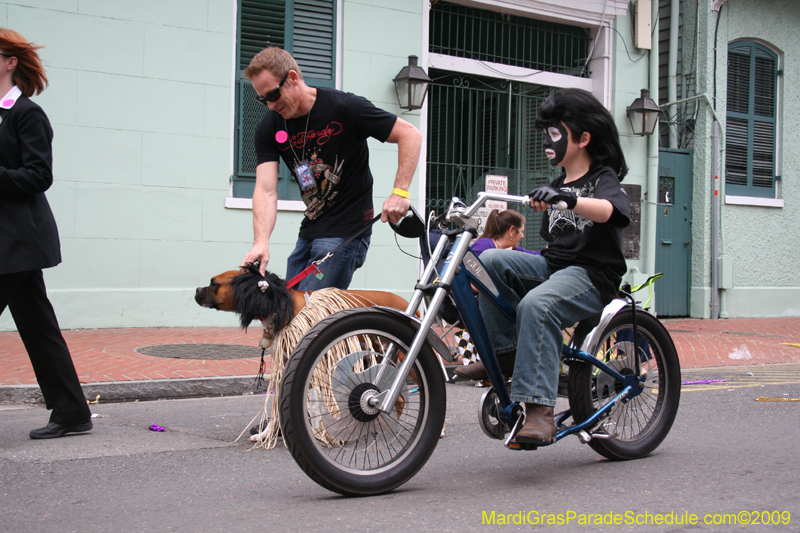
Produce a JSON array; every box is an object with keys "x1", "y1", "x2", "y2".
[{"x1": 243, "y1": 287, "x2": 378, "y2": 449}]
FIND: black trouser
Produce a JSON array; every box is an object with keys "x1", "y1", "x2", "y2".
[{"x1": 0, "y1": 270, "x2": 90, "y2": 424}]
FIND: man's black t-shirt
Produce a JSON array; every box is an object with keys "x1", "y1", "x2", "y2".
[
  {"x1": 254, "y1": 87, "x2": 397, "y2": 240},
  {"x1": 539, "y1": 166, "x2": 631, "y2": 305}
]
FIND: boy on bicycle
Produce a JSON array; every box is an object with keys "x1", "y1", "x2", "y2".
[{"x1": 458, "y1": 89, "x2": 631, "y2": 444}]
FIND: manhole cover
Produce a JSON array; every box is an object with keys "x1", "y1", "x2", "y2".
[{"x1": 135, "y1": 344, "x2": 260, "y2": 360}]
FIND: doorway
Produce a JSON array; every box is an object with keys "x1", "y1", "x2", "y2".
[{"x1": 655, "y1": 149, "x2": 693, "y2": 317}]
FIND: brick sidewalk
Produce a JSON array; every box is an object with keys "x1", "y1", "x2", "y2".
[
  {"x1": 661, "y1": 317, "x2": 800, "y2": 368},
  {"x1": 2, "y1": 317, "x2": 800, "y2": 390},
  {"x1": 0, "y1": 327, "x2": 265, "y2": 387}
]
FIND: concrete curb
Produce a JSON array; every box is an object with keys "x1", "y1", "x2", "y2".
[{"x1": 0, "y1": 375, "x2": 272, "y2": 405}]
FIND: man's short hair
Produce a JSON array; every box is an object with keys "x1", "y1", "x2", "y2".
[{"x1": 244, "y1": 47, "x2": 303, "y2": 81}]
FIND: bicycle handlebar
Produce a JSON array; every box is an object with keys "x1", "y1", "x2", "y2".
[{"x1": 444, "y1": 192, "x2": 566, "y2": 226}]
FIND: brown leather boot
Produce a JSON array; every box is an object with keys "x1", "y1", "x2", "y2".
[
  {"x1": 515, "y1": 403, "x2": 557, "y2": 444},
  {"x1": 453, "y1": 352, "x2": 515, "y2": 380}
]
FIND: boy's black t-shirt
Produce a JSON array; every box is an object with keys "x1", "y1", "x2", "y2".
[
  {"x1": 254, "y1": 87, "x2": 397, "y2": 240},
  {"x1": 539, "y1": 166, "x2": 631, "y2": 305}
]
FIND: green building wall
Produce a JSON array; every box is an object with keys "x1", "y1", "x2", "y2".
[
  {"x1": 0, "y1": 0, "x2": 424, "y2": 331},
  {"x1": 691, "y1": 0, "x2": 800, "y2": 318},
  {"x1": 7, "y1": 0, "x2": 792, "y2": 331}
]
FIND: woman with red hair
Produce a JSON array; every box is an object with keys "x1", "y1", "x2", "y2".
[{"x1": 1, "y1": 28, "x2": 93, "y2": 438}]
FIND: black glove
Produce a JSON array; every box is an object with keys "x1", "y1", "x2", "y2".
[{"x1": 529, "y1": 185, "x2": 578, "y2": 209}]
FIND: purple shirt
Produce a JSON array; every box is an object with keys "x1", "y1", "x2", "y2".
[{"x1": 470, "y1": 238, "x2": 540, "y2": 258}]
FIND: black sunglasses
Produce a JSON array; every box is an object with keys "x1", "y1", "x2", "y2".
[
  {"x1": 255, "y1": 72, "x2": 289, "y2": 105},
  {"x1": 0, "y1": 53, "x2": 10, "y2": 57}
]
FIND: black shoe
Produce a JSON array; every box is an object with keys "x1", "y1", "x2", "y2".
[{"x1": 29, "y1": 420, "x2": 93, "y2": 439}]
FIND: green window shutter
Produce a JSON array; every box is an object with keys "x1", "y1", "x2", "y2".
[
  {"x1": 232, "y1": 0, "x2": 337, "y2": 199},
  {"x1": 293, "y1": 0, "x2": 335, "y2": 87},
  {"x1": 239, "y1": 0, "x2": 285, "y2": 70},
  {"x1": 725, "y1": 41, "x2": 778, "y2": 198}
]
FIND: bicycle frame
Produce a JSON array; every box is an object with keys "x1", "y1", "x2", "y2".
[{"x1": 374, "y1": 192, "x2": 646, "y2": 444}]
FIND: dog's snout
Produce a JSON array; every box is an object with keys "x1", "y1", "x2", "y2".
[{"x1": 195, "y1": 287, "x2": 211, "y2": 307}]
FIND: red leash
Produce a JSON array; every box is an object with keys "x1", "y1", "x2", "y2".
[
  {"x1": 286, "y1": 214, "x2": 381, "y2": 289},
  {"x1": 286, "y1": 263, "x2": 323, "y2": 289}
]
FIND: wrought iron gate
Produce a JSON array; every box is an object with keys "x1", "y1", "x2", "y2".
[{"x1": 426, "y1": 69, "x2": 558, "y2": 251}]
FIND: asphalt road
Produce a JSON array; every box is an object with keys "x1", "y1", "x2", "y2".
[{"x1": 2, "y1": 364, "x2": 800, "y2": 532}]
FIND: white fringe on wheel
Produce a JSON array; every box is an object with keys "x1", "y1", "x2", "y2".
[{"x1": 240, "y1": 288, "x2": 378, "y2": 450}]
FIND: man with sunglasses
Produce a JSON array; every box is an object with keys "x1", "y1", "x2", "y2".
[{"x1": 240, "y1": 47, "x2": 422, "y2": 291}]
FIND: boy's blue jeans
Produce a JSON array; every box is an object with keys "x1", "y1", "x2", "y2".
[
  {"x1": 286, "y1": 236, "x2": 370, "y2": 291},
  {"x1": 478, "y1": 249, "x2": 604, "y2": 406}
]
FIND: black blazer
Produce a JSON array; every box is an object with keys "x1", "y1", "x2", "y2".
[{"x1": 0, "y1": 94, "x2": 61, "y2": 274}]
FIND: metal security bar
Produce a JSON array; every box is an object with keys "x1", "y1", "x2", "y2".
[
  {"x1": 429, "y1": 1, "x2": 591, "y2": 77},
  {"x1": 426, "y1": 70, "x2": 558, "y2": 252}
]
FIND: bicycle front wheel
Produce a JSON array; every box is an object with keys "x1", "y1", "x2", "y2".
[
  {"x1": 568, "y1": 309, "x2": 681, "y2": 460},
  {"x1": 279, "y1": 310, "x2": 446, "y2": 496}
]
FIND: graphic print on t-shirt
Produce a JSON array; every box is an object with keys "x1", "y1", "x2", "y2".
[
  {"x1": 254, "y1": 88, "x2": 398, "y2": 240},
  {"x1": 285, "y1": 124, "x2": 346, "y2": 220},
  {"x1": 548, "y1": 181, "x2": 595, "y2": 237}
]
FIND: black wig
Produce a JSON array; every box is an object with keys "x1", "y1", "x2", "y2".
[
  {"x1": 535, "y1": 88, "x2": 628, "y2": 181},
  {"x1": 230, "y1": 263, "x2": 294, "y2": 329}
]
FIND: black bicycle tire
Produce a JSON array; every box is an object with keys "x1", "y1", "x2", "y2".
[
  {"x1": 279, "y1": 310, "x2": 446, "y2": 496},
  {"x1": 568, "y1": 309, "x2": 681, "y2": 460}
]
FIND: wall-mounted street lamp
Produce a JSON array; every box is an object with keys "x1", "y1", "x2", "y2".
[
  {"x1": 626, "y1": 89, "x2": 661, "y2": 135},
  {"x1": 393, "y1": 55, "x2": 431, "y2": 111}
]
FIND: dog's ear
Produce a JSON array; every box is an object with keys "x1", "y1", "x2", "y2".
[
  {"x1": 241, "y1": 262, "x2": 261, "y2": 276},
  {"x1": 230, "y1": 268, "x2": 294, "y2": 329}
]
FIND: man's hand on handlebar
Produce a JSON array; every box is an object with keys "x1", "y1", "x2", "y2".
[
  {"x1": 528, "y1": 185, "x2": 577, "y2": 211},
  {"x1": 381, "y1": 194, "x2": 411, "y2": 224}
]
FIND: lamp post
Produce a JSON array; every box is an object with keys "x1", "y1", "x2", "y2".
[
  {"x1": 626, "y1": 89, "x2": 661, "y2": 135},
  {"x1": 393, "y1": 55, "x2": 431, "y2": 111}
]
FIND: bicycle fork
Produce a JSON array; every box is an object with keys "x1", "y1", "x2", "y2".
[{"x1": 370, "y1": 229, "x2": 472, "y2": 415}]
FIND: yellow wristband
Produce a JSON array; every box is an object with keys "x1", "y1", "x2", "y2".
[{"x1": 392, "y1": 188, "x2": 409, "y2": 198}]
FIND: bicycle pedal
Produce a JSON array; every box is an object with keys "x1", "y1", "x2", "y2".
[
  {"x1": 503, "y1": 408, "x2": 526, "y2": 447},
  {"x1": 476, "y1": 378, "x2": 510, "y2": 388},
  {"x1": 507, "y1": 441, "x2": 538, "y2": 451}
]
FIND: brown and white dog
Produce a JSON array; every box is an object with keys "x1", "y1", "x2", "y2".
[
  {"x1": 195, "y1": 263, "x2": 410, "y2": 339},
  {"x1": 195, "y1": 264, "x2": 447, "y2": 445},
  {"x1": 195, "y1": 263, "x2": 414, "y2": 444}
]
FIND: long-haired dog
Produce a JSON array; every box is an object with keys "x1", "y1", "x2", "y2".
[
  {"x1": 195, "y1": 263, "x2": 410, "y2": 346},
  {"x1": 195, "y1": 264, "x2": 414, "y2": 446}
]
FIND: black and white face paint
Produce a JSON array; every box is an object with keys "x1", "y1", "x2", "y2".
[{"x1": 543, "y1": 123, "x2": 569, "y2": 167}]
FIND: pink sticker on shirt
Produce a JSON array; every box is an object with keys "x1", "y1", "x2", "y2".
[
  {"x1": 275, "y1": 130, "x2": 288, "y2": 143},
  {"x1": 2, "y1": 99, "x2": 14, "y2": 107}
]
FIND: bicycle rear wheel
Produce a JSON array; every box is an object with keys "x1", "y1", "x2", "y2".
[
  {"x1": 568, "y1": 309, "x2": 681, "y2": 460},
  {"x1": 279, "y1": 310, "x2": 446, "y2": 496}
]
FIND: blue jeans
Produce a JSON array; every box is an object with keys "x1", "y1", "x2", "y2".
[
  {"x1": 286, "y1": 236, "x2": 370, "y2": 291},
  {"x1": 478, "y1": 249, "x2": 604, "y2": 406}
]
